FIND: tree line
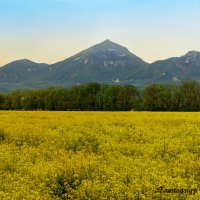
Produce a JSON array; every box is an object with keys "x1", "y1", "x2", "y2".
[{"x1": 0, "y1": 81, "x2": 200, "y2": 111}]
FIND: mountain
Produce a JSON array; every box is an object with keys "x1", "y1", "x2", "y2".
[
  {"x1": 0, "y1": 59, "x2": 49, "y2": 82},
  {"x1": 0, "y1": 40, "x2": 149, "y2": 91},
  {"x1": 48, "y1": 39, "x2": 149, "y2": 85},
  {"x1": 0, "y1": 40, "x2": 200, "y2": 92},
  {"x1": 0, "y1": 59, "x2": 51, "y2": 91},
  {"x1": 149, "y1": 50, "x2": 200, "y2": 83}
]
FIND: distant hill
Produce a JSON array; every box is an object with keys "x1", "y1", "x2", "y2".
[
  {"x1": 0, "y1": 59, "x2": 49, "y2": 82},
  {"x1": 0, "y1": 40, "x2": 200, "y2": 91},
  {"x1": 0, "y1": 59, "x2": 51, "y2": 91},
  {"x1": 149, "y1": 51, "x2": 200, "y2": 83}
]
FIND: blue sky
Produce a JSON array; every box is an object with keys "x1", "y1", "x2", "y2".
[{"x1": 0, "y1": 0, "x2": 200, "y2": 66}]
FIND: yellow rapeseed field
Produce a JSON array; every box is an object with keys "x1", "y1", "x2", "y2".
[{"x1": 0, "y1": 111, "x2": 200, "y2": 199}]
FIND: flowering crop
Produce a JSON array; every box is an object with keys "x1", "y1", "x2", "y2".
[{"x1": 0, "y1": 111, "x2": 200, "y2": 199}]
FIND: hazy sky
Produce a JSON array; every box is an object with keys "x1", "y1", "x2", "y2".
[{"x1": 0, "y1": 0, "x2": 200, "y2": 66}]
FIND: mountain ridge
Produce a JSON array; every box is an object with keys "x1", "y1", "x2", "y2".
[{"x1": 0, "y1": 40, "x2": 200, "y2": 91}]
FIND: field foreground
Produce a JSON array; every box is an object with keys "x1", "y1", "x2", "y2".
[{"x1": 0, "y1": 111, "x2": 200, "y2": 199}]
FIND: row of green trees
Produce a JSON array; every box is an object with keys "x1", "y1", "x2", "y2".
[{"x1": 0, "y1": 81, "x2": 200, "y2": 111}]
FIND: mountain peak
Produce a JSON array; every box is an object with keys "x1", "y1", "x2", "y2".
[
  {"x1": 2, "y1": 59, "x2": 37, "y2": 67},
  {"x1": 83, "y1": 39, "x2": 129, "y2": 55},
  {"x1": 101, "y1": 39, "x2": 113, "y2": 44},
  {"x1": 98, "y1": 39, "x2": 124, "y2": 47},
  {"x1": 183, "y1": 51, "x2": 200, "y2": 63},
  {"x1": 185, "y1": 50, "x2": 199, "y2": 57}
]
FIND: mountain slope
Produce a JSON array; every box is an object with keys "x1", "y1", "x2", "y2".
[{"x1": 149, "y1": 51, "x2": 200, "y2": 83}]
